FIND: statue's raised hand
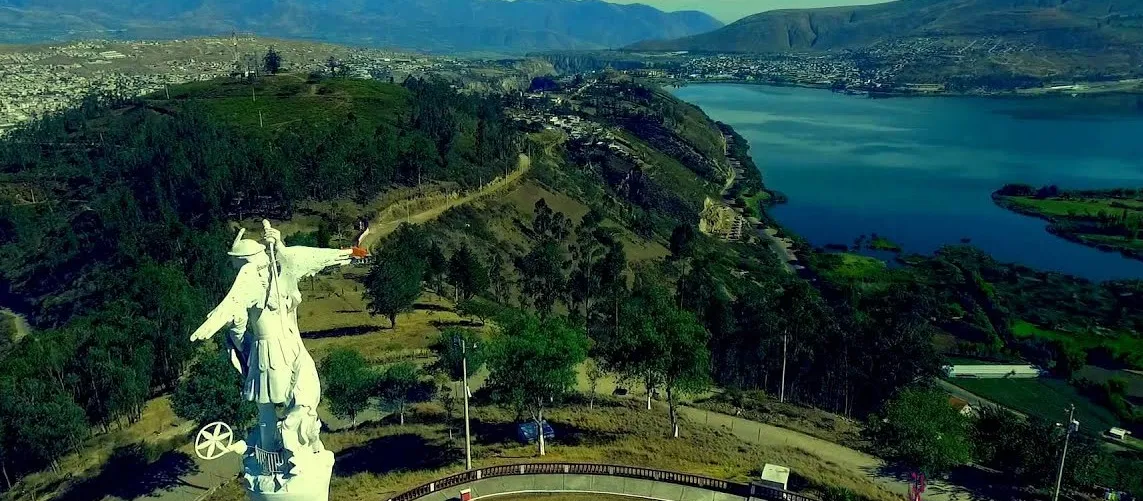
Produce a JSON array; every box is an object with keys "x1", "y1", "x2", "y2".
[{"x1": 264, "y1": 227, "x2": 282, "y2": 245}]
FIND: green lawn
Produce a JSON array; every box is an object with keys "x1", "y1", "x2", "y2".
[{"x1": 950, "y1": 377, "x2": 1121, "y2": 433}]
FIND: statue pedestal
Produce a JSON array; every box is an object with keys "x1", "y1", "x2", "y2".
[{"x1": 242, "y1": 449, "x2": 335, "y2": 501}]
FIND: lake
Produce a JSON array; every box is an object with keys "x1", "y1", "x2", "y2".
[{"x1": 672, "y1": 84, "x2": 1143, "y2": 281}]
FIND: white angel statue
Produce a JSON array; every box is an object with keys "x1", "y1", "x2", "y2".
[{"x1": 190, "y1": 220, "x2": 353, "y2": 456}]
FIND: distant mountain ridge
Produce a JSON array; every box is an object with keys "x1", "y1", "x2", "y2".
[
  {"x1": 0, "y1": 0, "x2": 723, "y2": 53},
  {"x1": 629, "y1": 0, "x2": 1143, "y2": 53}
]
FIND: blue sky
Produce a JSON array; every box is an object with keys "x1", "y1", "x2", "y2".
[{"x1": 609, "y1": 0, "x2": 891, "y2": 23}]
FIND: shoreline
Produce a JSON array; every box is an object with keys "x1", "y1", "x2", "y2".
[
  {"x1": 671, "y1": 78, "x2": 1143, "y2": 100},
  {"x1": 991, "y1": 193, "x2": 1143, "y2": 263}
]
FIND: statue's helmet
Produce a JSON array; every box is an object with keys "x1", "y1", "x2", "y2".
[{"x1": 228, "y1": 238, "x2": 265, "y2": 257}]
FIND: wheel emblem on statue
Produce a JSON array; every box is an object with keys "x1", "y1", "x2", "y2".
[{"x1": 195, "y1": 421, "x2": 235, "y2": 460}]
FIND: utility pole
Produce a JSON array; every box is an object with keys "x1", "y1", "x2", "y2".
[
  {"x1": 779, "y1": 332, "x2": 788, "y2": 403},
  {"x1": 461, "y1": 341, "x2": 473, "y2": 470},
  {"x1": 1053, "y1": 404, "x2": 1077, "y2": 501}
]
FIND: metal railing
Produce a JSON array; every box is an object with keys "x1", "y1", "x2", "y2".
[
  {"x1": 386, "y1": 463, "x2": 822, "y2": 501},
  {"x1": 253, "y1": 447, "x2": 286, "y2": 474}
]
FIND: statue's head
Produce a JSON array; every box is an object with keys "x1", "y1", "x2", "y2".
[{"x1": 228, "y1": 228, "x2": 269, "y2": 269}]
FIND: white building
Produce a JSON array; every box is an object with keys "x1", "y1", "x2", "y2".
[{"x1": 944, "y1": 364, "x2": 1044, "y2": 378}]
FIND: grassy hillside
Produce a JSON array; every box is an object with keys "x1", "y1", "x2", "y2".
[{"x1": 155, "y1": 75, "x2": 412, "y2": 134}]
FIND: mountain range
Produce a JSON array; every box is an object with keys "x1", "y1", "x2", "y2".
[
  {"x1": 629, "y1": 0, "x2": 1143, "y2": 53},
  {"x1": 0, "y1": 0, "x2": 723, "y2": 53}
]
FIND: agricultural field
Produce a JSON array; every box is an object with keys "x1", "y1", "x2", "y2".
[{"x1": 950, "y1": 377, "x2": 1121, "y2": 434}]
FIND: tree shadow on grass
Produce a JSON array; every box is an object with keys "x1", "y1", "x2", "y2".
[
  {"x1": 414, "y1": 302, "x2": 454, "y2": 313},
  {"x1": 302, "y1": 325, "x2": 382, "y2": 339},
  {"x1": 429, "y1": 319, "x2": 482, "y2": 329},
  {"x1": 58, "y1": 444, "x2": 199, "y2": 501},
  {"x1": 469, "y1": 416, "x2": 620, "y2": 449},
  {"x1": 334, "y1": 433, "x2": 461, "y2": 477}
]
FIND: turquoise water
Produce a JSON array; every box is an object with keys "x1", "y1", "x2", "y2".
[{"x1": 672, "y1": 84, "x2": 1143, "y2": 281}]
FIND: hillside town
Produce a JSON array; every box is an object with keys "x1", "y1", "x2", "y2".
[{"x1": 0, "y1": 37, "x2": 538, "y2": 134}]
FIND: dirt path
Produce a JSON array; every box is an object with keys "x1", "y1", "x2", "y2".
[
  {"x1": 358, "y1": 154, "x2": 531, "y2": 250},
  {"x1": 678, "y1": 406, "x2": 972, "y2": 501}
]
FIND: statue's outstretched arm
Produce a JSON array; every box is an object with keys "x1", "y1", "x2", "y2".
[
  {"x1": 190, "y1": 265, "x2": 258, "y2": 342},
  {"x1": 282, "y1": 246, "x2": 353, "y2": 279}
]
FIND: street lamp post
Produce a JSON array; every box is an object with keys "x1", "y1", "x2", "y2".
[
  {"x1": 1052, "y1": 404, "x2": 1077, "y2": 501},
  {"x1": 461, "y1": 341, "x2": 473, "y2": 471}
]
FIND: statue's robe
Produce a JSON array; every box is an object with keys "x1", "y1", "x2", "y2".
[{"x1": 200, "y1": 246, "x2": 348, "y2": 406}]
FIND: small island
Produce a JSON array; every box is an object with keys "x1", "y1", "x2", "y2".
[
  {"x1": 993, "y1": 184, "x2": 1143, "y2": 259},
  {"x1": 868, "y1": 234, "x2": 903, "y2": 253}
]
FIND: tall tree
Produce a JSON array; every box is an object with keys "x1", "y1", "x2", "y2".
[
  {"x1": 173, "y1": 350, "x2": 256, "y2": 427},
  {"x1": 364, "y1": 252, "x2": 425, "y2": 328},
  {"x1": 872, "y1": 386, "x2": 973, "y2": 476},
  {"x1": 516, "y1": 241, "x2": 567, "y2": 316},
  {"x1": 669, "y1": 224, "x2": 696, "y2": 259},
  {"x1": 659, "y1": 307, "x2": 711, "y2": 438},
  {"x1": 377, "y1": 363, "x2": 429, "y2": 426},
  {"x1": 598, "y1": 282, "x2": 710, "y2": 435},
  {"x1": 487, "y1": 251, "x2": 510, "y2": 305},
  {"x1": 318, "y1": 348, "x2": 376, "y2": 427},
  {"x1": 263, "y1": 47, "x2": 282, "y2": 74},
  {"x1": 3, "y1": 377, "x2": 87, "y2": 471},
  {"x1": 448, "y1": 244, "x2": 489, "y2": 302},
  {"x1": 569, "y1": 211, "x2": 607, "y2": 320},
  {"x1": 532, "y1": 199, "x2": 572, "y2": 242},
  {"x1": 486, "y1": 311, "x2": 588, "y2": 456},
  {"x1": 432, "y1": 328, "x2": 485, "y2": 381},
  {"x1": 399, "y1": 131, "x2": 438, "y2": 186},
  {"x1": 425, "y1": 242, "x2": 448, "y2": 294}
]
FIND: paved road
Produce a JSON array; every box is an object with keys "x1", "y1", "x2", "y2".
[{"x1": 678, "y1": 406, "x2": 972, "y2": 501}]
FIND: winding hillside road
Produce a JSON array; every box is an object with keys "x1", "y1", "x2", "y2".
[{"x1": 358, "y1": 153, "x2": 531, "y2": 250}]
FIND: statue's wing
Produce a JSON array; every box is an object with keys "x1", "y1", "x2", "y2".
[
  {"x1": 190, "y1": 265, "x2": 260, "y2": 341},
  {"x1": 282, "y1": 247, "x2": 352, "y2": 279}
]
